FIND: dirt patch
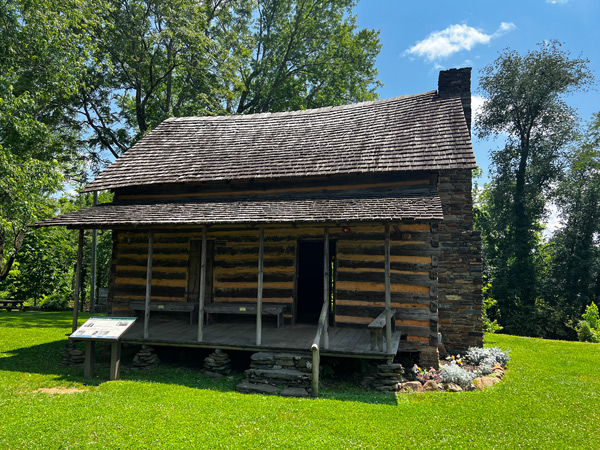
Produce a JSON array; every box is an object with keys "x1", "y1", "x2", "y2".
[{"x1": 33, "y1": 387, "x2": 88, "y2": 394}]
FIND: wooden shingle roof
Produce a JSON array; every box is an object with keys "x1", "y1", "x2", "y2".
[
  {"x1": 35, "y1": 189, "x2": 442, "y2": 229},
  {"x1": 82, "y1": 91, "x2": 475, "y2": 192}
]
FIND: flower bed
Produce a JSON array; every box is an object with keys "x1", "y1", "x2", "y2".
[
  {"x1": 403, "y1": 346, "x2": 510, "y2": 392},
  {"x1": 364, "y1": 346, "x2": 510, "y2": 393}
]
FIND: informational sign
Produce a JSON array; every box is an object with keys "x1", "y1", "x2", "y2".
[{"x1": 70, "y1": 317, "x2": 136, "y2": 341}]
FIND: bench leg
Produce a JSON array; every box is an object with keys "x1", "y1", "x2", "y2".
[{"x1": 377, "y1": 329, "x2": 384, "y2": 352}]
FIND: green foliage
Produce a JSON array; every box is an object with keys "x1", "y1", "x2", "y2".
[
  {"x1": 576, "y1": 302, "x2": 600, "y2": 343},
  {"x1": 234, "y1": 0, "x2": 381, "y2": 114},
  {"x1": 0, "y1": 226, "x2": 74, "y2": 304},
  {"x1": 543, "y1": 113, "x2": 600, "y2": 333},
  {"x1": 39, "y1": 291, "x2": 71, "y2": 311},
  {"x1": 0, "y1": 150, "x2": 64, "y2": 282},
  {"x1": 0, "y1": 0, "x2": 89, "y2": 283},
  {"x1": 481, "y1": 286, "x2": 503, "y2": 334},
  {"x1": 475, "y1": 42, "x2": 594, "y2": 336},
  {"x1": 0, "y1": 191, "x2": 113, "y2": 305}
]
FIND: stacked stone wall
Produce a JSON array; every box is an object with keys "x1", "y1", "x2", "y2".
[{"x1": 437, "y1": 169, "x2": 482, "y2": 351}]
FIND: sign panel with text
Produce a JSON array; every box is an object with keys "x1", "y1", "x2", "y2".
[{"x1": 70, "y1": 317, "x2": 136, "y2": 341}]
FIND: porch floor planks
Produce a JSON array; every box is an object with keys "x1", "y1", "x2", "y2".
[{"x1": 122, "y1": 319, "x2": 399, "y2": 358}]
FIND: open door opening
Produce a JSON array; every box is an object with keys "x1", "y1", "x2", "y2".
[{"x1": 296, "y1": 240, "x2": 336, "y2": 324}]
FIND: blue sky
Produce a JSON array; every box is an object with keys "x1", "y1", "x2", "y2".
[{"x1": 353, "y1": 0, "x2": 600, "y2": 179}]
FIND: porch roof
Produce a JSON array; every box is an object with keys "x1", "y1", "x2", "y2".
[{"x1": 35, "y1": 188, "x2": 442, "y2": 229}]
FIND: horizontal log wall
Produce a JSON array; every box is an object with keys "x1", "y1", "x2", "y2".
[
  {"x1": 110, "y1": 231, "x2": 192, "y2": 313},
  {"x1": 108, "y1": 222, "x2": 440, "y2": 346},
  {"x1": 212, "y1": 227, "x2": 295, "y2": 313},
  {"x1": 335, "y1": 223, "x2": 439, "y2": 347},
  {"x1": 113, "y1": 172, "x2": 434, "y2": 204}
]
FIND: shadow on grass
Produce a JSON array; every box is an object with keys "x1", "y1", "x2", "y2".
[
  {"x1": 0, "y1": 339, "x2": 238, "y2": 393},
  {"x1": 0, "y1": 339, "x2": 398, "y2": 405}
]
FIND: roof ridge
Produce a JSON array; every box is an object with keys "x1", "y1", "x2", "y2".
[{"x1": 166, "y1": 91, "x2": 438, "y2": 122}]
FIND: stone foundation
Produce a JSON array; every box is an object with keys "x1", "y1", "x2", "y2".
[
  {"x1": 203, "y1": 349, "x2": 231, "y2": 376},
  {"x1": 362, "y1": 363, "x2": 405, "y2": 392},
  {"x1": 61, "y1": 341, "x2": 84, "y2": 366},
  {"x1": 132, "y1": 345, "x2": 160, "y2": 369}
]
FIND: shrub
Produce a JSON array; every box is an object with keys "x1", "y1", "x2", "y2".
[
  {"x1": 39, "y1": 291, "x2": 70, "y2": 311},
  {"x1": 482, "y1": 297, "x2": 503, "y2": 334},
  {"x1": 465, "y1": 346, "x2": 511, "y2": 367},
  {"x1": 576, "y1": 302, "x2": 600, "y2": 343},
  {"x1": 440, "y1": 361, "x2": 476, "y2": 389}
]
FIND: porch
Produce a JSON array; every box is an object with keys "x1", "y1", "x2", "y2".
[{"x1": 121, "y1": 318, "x2": 402, "y2": 360}]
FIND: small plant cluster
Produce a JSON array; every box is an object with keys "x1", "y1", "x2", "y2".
[
  {"x1": 576, "y1": 302, "x2": 600, "y2": 343},
  {"x1": 465, "y1": 346, "x2": 511, "y2": 375},
  {"x1": 411, "y1": 364, "x2": 441, "y2": 384},
  {"x1": 439, "y1": 360, "x2": 476, "y2": 389}
]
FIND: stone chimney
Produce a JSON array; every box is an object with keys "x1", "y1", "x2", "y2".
[{"x1": 437, "y1": 67, "x2": 472, "y2": 134}]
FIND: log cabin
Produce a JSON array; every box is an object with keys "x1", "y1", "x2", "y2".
[{"x1": 37, "y1": 67, "x2": 482, "y2": 387}]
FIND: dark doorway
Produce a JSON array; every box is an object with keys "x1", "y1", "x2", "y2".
[{"x1": 296, "y1": 240, "x2": 336, "y2": 324}]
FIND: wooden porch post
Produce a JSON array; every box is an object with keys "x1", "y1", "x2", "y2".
[
  {"x1": 197, "y1": 226, "x2": 207, "y2": 341},
  {"x1": 323, "y1": 227, "x2": 329, "y2": 349},
  {"x1": 90, "y1": 191, "x2": 98, "y2": 314},
  {"x1": 143, "y1": 231, "x2": 153, "y2": 339},
  {"x1": 256, "y1": 227, "x2": 264, "y2": 345},
  {"x1": 384, "y1": 223, "x2": 392, "y2": 353},
  {"x1": 71, "y1": 229, "x2": 84, "y2": 333}
]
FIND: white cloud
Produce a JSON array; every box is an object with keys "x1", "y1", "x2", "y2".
[
  {"x1": 471, "y1": 95, "x2": 486, "y2": 123},
  {"x1": 546, "y1": 0, "x2": 569, "y2": 4},
  {"x1": 404, "y1": 22, "x2": 516, "y2": 62}
]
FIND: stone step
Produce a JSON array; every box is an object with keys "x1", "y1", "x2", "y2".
[
  {"x1": 246, "y1": 368, "x2": 311, "y2": 383},
  {"x1": 280, "y1": 387, "x2": 310, "y2": 398},
  {"x1": 236, "y1": 381, "x2": 279, "y2": 395}
]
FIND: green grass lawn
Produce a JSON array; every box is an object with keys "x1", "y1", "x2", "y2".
[{"x1": 1, "y1": 311, "x2": 599, "y2": 449}]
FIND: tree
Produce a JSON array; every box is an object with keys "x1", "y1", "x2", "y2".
[
  {"x1": 541, "y1": 113, "x2": 600, "y2": 337},
  {"x1": 76, "y1": 0, "x2": 246, "y2": 166},
  {"x1": 77, "y1": 0, "x2": 381, "y2": 167},
  {"x1": 0, "y1": 153, "x2": 64, "y2": 282},
  {"x1": 475, "y1": 42, "x2": 593, "y2": 335},
  {"x1": 234, "y1": 0, "x2": 381, "y2": 114},
  {"x1": 0, "y1": 0, "x2": 91, "y2": 280}
]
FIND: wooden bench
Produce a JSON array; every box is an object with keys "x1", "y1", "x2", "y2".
[
  {"x1": 204, "y1": 303, "x2": 288, "y2": 328},
  {"x1": 0, "y1": 299, "x2": 26, "y2": 311},
  {"x1": 95, "y1": 287, "x2": 109, "y2": 313},
  {"x1": 368, "y1": 309, "x2": 396, "y2": 351},
  {"x1": 130, "y1": 301, "x2": 197, "y2": 325}
]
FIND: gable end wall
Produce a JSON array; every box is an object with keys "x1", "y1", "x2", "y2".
[{"x1": 437, "y1": 169, "x2": 482, "y2": 351}]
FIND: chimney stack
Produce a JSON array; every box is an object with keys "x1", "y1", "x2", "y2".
[{"x1": 438, "y1": 67, "x2": 472, "y2": 133}]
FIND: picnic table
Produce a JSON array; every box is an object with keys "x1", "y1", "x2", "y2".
[{"x1": 0, "y1": 299, "x2": 26, "y2": 311}]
